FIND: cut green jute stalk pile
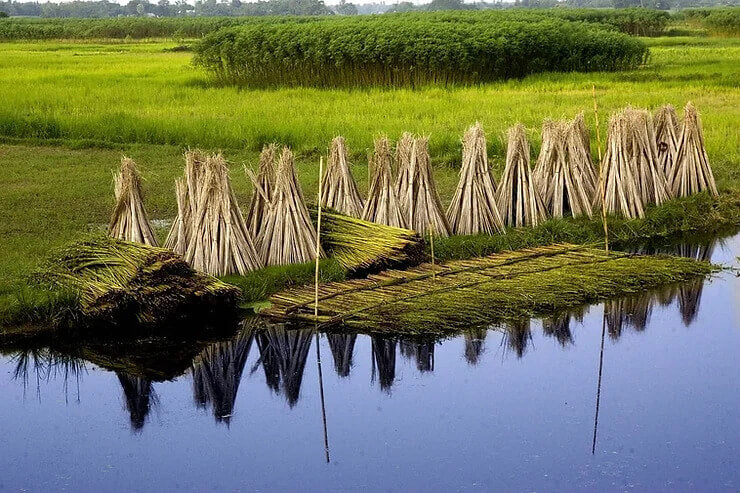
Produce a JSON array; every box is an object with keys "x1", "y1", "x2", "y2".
[{"x1": 263, "y1": 243, "x2": 714, "y2": 334}]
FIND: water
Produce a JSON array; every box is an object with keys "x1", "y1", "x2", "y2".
[{"x1": 1, "y1": 234, "x2": 738, "y2": 492}]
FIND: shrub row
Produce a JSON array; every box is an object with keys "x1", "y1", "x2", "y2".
[
  {"x1": 678, "y1": 7, "x2": 740, "y2": 36},
  {"x1": 193, "y1": 16, "x2": 648, "y2": 88}
]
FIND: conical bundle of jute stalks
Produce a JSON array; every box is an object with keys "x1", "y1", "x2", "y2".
[
  {"x1": 401, "y1": 136, "x2": 451, "y2": 236},
  {"x1": 496, "y1": 124, "x2": 547, "y2": 228},
  {"x1": 593, "y1": 112, "x2": 645, "y2": 219},
  {"x1": 245, "y1": 144, "x2": 277, "y2": 238},
  {"x1": 183, "y1": 153, "x2": 263, "y2": 276},
  {"x1": 669, "y1": 102, "x2": 718, "y2": 198},
  {"x1": 446, "y1": 122, "x2": 505, "y2": 235},
  {"x1": 654, "y1": 104, "x2": 680, "y2": 177},
  {"x1": 258, "y1": 147, "x2": 323, "y2": 265},
  {"x1": 565, "y1": 112, "x2": 598, "y2": 198},
  {"x1": 108, "y1": 156, "x2": 158, "y2": 246},
  {"x1": 165, "y1": 150, "x2": 207, "y2": 255},
  {"x1": 535, "y1": 120, "x2": 593, "y2": 219},
  {"x1": 625, "y1": 107, "x2": 671, "y2": 206},
  {"x1": 320, "y1": 136, "x2": 364, "y2": 217},
  {"x1": 362, "y1": 136, "x2": 408, "y2": 228},
  {"x1": 394, "y1": 132, "x2": 415, "y2": 207}
]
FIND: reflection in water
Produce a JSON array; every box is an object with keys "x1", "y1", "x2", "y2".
[
  {"x1": 191, "y1": 329, "x2": 254, "y2": 424},
  {"x1": 463, "y1": 328, "x2": 487, "y2": 366},
  {"x1": 371, "y1": 335, "x2": 397, "y2": 392},
  {"x1": 678, "y1": 278, "x2": 704, "y2": 325},
  {"x1": 11, "y1": 348, "x2": 86, "y2": 402},
  {"x1": 605, "y1": 293, "x2": 653, "y2": 339},
  {"x1": 117, "y1": 373, "x2": 157, "y2": 431},
  {"x1": 400, "y1": 339, "x2": 435, "y2": 372},
  {"x1": 499, "y1": 319, "x2": 533, "y2": 359},
  {"x1": 256, "y1": 326, "x2": 313, "y2": 407},
  {"x1": 542, "y1": 312, "x2": 576, "y2": 347},
  {"x1": 327, "y1": 333, "x2": 357, "y2": 378}
]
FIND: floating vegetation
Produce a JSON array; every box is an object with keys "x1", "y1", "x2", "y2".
[
  {"x1": 654, "y1": 104, "x2": 680, "y2": 177},
  {"x1": 313, "y1": 207, "x2": 424, "y2": 275},
  {"x1": 264, "y1": 243, "x2": 713, "y2": 334},
  {"x1": 245, "y1": 144, "x2": 277, "y2": 238},
  {"x1": 108, "y1": 157, "x2": 157, "y2": 246},
  {"x1": 670, "y1": 102, "x2": 719, "y2": 198},
  {"x1": 321, "y1": 136, "x2": 364, "y2": 218},
  {"x1": 497, "y1": 124, "x2": 548, "y2": 227},
  {"x1": 446, "y1": 122, "x2": 505, "y2": 235},
  {"x1": 362, "y1": 136, "x2": 408, "y2": 229},
  {"x1": 258, "y1": 147, "x2": 322, "y2": 266},
  {"x1": 33, "y1": 236, "x2": 240, "y2": 327}
]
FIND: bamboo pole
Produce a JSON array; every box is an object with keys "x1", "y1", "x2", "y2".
[
  {"x1": 592, "y1": 85, "x2": 609, "y2": 253},
  {"x1": 429, "y1": 223, "x2": 435, "y2": 282},
  {"x1": 315, "y1": 156, "x2": 323, "y2": 319}
]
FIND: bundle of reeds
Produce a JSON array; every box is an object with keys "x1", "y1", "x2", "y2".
[
  {"x1": 181, "y1": 153, "x2": 263, "y2": 276},
  {"x1": 566, "y1": 113, "x2": 599, "y2": 198},
  {"x1": 245, "y1": 144, "x2": 277, "y2": 238},
  {"x1": 625, "y1": 108, "x2": 671, "y2": 206},
  {"x1": 362, "y1": 136, "x2": 408, "y2": 228},
  {"x1": 164, "y1": 150, "x2": 206, "y2": 255},
  {"x1": 394, "y1": 132, "x2": 415, "y2": 206},
  {"x1": 535, "y1": 120, "x2": 593, "y2": 219},
  {"x1": 446, "y1": 122, "x2": 505, "y2": 235},
  {"x1": 496, "y1": 124, "x2": 547, "y2": 227},
  {"x1": 108, "y1": 157, "x2": 158, "y2": 246},
  {"x1": 320, "y1": 136, "x2": 364, "y2": 217},
  {"x1": 312, "y1": 206, "x2": 424, "y2": 275},
  {"x1": 401, "y1": 136, "x2": 451, "y2": 236},
  {"x1": 654, "y1": 104, "x2": 680, "y2": 177},
  {"x1": 258, "y1": 147, "x2": 322, "y2": 266},
  {"x1": 669, "y1": 102, "x2": 718, "y2": 198},
  {"x1": 593, "y1": 112, "x2": 645, "y2": 219}
]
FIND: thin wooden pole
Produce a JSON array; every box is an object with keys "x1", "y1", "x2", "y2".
[
  {"x1": 315, "y1": 156, "x2": 323, "y2": 318},
  {"x1": 315, "y1": 329, "x2": 330, "y2": 463},
  {"x1": 592, "y1": 308, "x2": 607, "y2": 455},
  {"x1": 592, "y1": 85, "x2": 609, "y2": 253},
  {"x1": 429, "y1": 224, "x2": 435, "y2": 281}
]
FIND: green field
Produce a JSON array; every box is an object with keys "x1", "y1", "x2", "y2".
[{"x1": 0, "y1": 35, "x2": 738, "y2": 300}]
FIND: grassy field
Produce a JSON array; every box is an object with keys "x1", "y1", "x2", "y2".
[{"x1": 0, "y1": 36, "x2": 738, "y2": 302}]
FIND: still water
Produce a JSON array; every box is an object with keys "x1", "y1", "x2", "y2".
[{"x1": 1, "y1": 235, "x2": 738, "y2": 492}]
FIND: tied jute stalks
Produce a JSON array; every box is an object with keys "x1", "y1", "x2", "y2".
[
  {"x1": 182, "y1": 153, "x2": 263, "y2": 276},
  {"x1": 669, "y1": 102, "x2": 718, "y2": 198},
  {"x1": 654, "y1": 104, "x2": 680, "y2": 177},
  {"x1": 593, "y1": 112, "x2": 645, "y2": 219},
  {"x1": 245, "y1": 144, "x2": 277, "y2": 238},
  {"x1": 401, "y1": 136, "x2": 451, "y2": 237},
  {"x1": 258, "y1": 147, "x2": 323, "y2": 265},
  {"x1": 109, "y1": 156, "x2": 158, "y2": 246},
  {"x1": 624, "y1": 107, "x2": 671, "y2": 206},
  {"x1": 165, "y1": 150, "x2": 206, "y2": 255},
  {"x1": 321, "y1": 136, "x2": 364, "y2": 218},
  {"x1": 535, "y1": 119, "x2": 593, "y2": 219},
  {"x1": 362, "y1": 136, "x2": 408, "y2": 228},
  {"x1": 446, "y1": 122, "x2": 505, "y2": 235},
  {"x1": 496, "y1": 124, "x2": 548, "y2": 228},
  {"x1": 566, "y1": 112, "x2": 598, "y2": 200},
  {"x1": 394, "y1": 131, "x2": 415, "y2": 207}
]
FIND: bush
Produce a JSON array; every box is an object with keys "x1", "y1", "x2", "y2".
[{"x1": 680, "y1": 7, "x2": 740, "y2": 36}]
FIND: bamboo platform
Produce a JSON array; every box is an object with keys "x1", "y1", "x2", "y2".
[{"x1": 262, "y1": 243, "x2": 712, "y2": 334}]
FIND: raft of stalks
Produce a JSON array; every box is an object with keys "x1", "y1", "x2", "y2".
[
  {"x1": 670, "y1": 102, "x2": 718, "y2": 198},
  {"x1": 362, "y1": 136, "x2": 408, "y2": 228},
  {"x1": 446, "y1": 122, "x2": 505, "y2": 235},
  {"x1": 321, "y1": 136, "x2": 364, "y2": 217},
  {"x1": 108, "y1": 157, "x2": 158, "y2": 246}
]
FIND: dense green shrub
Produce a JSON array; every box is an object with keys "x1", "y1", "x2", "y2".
[
  {"x1": 193, "y1": 16, "x2": 648, "y2": 88},
  {"x1": 679, "y1": 7, "x2": 740, "y2": 36}
]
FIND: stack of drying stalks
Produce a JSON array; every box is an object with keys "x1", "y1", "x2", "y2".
[
  {"x1": 321, "y1": 136, "x2": 364, "y2": 217},
  {"x1": 165, "y1": 151, "x2": 263, "y2": 276},
  {"x1": 535, "y1": 119, "x2": 593, "y2": 219},
  {"x1": 362, "y1": 136, "x2": 408, "y2": 228},
  {"x1": 446, "y1": 122, "x2": 505, "y2": 235},
  {"x1": 566, "y1": 112, "x2": 599, "y2": 197},
  {"x1": 258, "y1": 147, "x2": 322, "y2": 265},
  {"x1": 497, "y1": 124, "x2": 547, "y2": 227},
  {"x1": 108, "y1": 157, "x2": 158, "y2": 246},
  {"x1": 654, "y1": 104, "x2": 680, "y2": 177},
  {"x1": 669, "y1": 102, "x2": 718, "y2": 198},
  {"x1": 245, "y1": 144, "x2": 277, "y2": 238},
  {"x1": 624, "y1": 107, "x2": 671, "y2": 207},
  {"x1": 396, "y1": 135, "x2": 451, "y2": 236}
]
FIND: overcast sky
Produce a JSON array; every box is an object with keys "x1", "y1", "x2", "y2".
[{"x1": 5, "y1": 0, "x2": 461, "y2": 4}]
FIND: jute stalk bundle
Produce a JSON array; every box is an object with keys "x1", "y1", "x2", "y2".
[
  {"x1": 165, "y1": 150, "x2": 207, "y2": 255},
  {"x1": 258, "y1": 147, "x2": 323, "y2": 265},
  {"x1": 108, "y1": 157, "x2": 158, "y2": 246},
  {"x1": 446, "y1": 122, "x2": 505, "y2": 235},
  {"x1": 245, "y1": 144, "x2": 277, "y2": 238},
  {"x1": 362, "y1": 136, "x2": 408, "y2": 228},
  {"x1": 183, "y1": 153, "x2": 263, "y2": 276},
  {"x1": 565, "y1": 112, "x2": 598, "y2": 199},
  {"x1": 535, "y1": 120, "x2": 593, "y2": 219},
  {"x1": 496, "y1": 124, "x2": 548, "y2": 228},
  {"x1": 669, "y1": 102, "x2": 718, "y2": 198},
  {"x1": 654, "y1": 104, "x2": 680, "y2": 177},
  {"x1": 593, "y1": 112, "x2": 645, "y2": 219},
  {"x1": 401, "y1": 136, "x2": 451, "y2": 236},
  {"x1": 394, "y1": 132, "x2": 415, "y2": 207},
  {"x1": 624, "y1": 107, "x2": 671, "y2": 206},
  {"x1": 320, "y1": 136, "x2": 364, "y2": 217}
]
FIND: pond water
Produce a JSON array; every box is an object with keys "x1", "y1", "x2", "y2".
[{"x1": 1, "y1": 234, "x2": 738, "y2": 492}]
